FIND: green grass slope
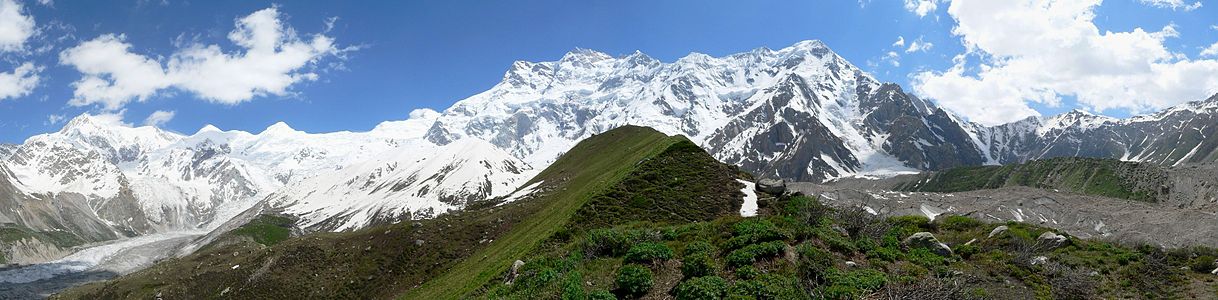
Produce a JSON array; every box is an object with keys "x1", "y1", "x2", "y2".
[
  {"x1": 895, "y1": 157, "x2": 1167, "y2": 202},
  {"x1": 54, "y1": 125, "x2": 747, "y2": 300},
  {"x1": 404, "y1": 126, "x2": 749, "y2": 299}
]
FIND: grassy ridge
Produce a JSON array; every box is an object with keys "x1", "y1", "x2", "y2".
[
  {"x1": 0, "y1": 224, "x2": 85, "y2": 263},
  {"x1": 896, "y1": 157, "x2": 1164, "y2": 202},
  {"x1": 403, "y1": 126, "x2": 686, "y2": 299}
]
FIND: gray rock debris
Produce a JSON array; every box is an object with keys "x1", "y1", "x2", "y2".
[{"x1": 903, "y1": 232, "x2": 953, "y2": 256}]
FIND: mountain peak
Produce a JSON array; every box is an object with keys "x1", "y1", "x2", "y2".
[
  {"x1": 561, "y1": 47, "x2": 612, "y2": 62},
  {"x1": 60, "y1": 113, "x2": 129, "y2": 133},
  {"x1": 789, "y1": 39, "x2": 828, "y2": 50},
  {"x1": 261, "y1": 121, "x2": 299, "y2": 135}
]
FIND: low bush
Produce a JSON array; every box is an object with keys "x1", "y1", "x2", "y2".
[
  {"x1": 615, "y1": 264, "x2": 654, "y2": 298},
  {"x1": 939, "y1": 215, "x2": 983, "y2": 232},
  {"x1": 588, "y1": 290, "x2": 617, "y2": 300},
  {"x1": 673, "y1": 276, "x2": 729, "y2": 300},
  {"x1": 682, "y1": 252, "x2": 717, "y2": 278},
  {"x1": 1189, "y1": 255, "x2": 1216, "y2": 273},
  {"x1": 726, "y1": 241, "x2": 786, "y2": 267},
  {"x1": 820, "y1": 269, "x2": 888, "y2": 299},
  {"x1": 797, "y1": 244, "x2": 834, "y2": 283},
  {"x1": 624, "y1": 242, "x2": 674, "y2": 264},
  {"x1": 683, "y1": 240, "x2": 716, "y2": 257},
  {"x1": 728, "y1": 274, "x2": 806, "y2": 299}
]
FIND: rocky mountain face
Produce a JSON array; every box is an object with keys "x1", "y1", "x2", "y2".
[
  {"x1": 426, "y1": 41, "x2": 989, "y2": 182},
  {"x1": 972, "y1": 95, "x2": 1218, "y2": 166},
  {"x1": 426, "y1": 40, "x2": 1218, "y2": 182}
]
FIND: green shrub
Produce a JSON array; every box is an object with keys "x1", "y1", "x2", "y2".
[
  {"x1": 725, "y1": 220, "x2": 789, "y2": 250},
  {"x1": 615, "y1": 264, "x2": 654, "y2": 298},
  {"x1": 728, "y1": 274, "x2": 805, "y2": 299},
  {"x1": 735, "y1": 265, "x2": 760, "y2": 280},
  {"x1": 562, "y1": 271, "x2": 586, "y2": 299},
  {"x1": 820, "y1": 269, "x2": 888, "y2": 299},
  {"x1": 955, "y1": 243, "x2": 980, "y2": 259},
  {"x1": 888, "y1": 215, "x2": 932, "y2": 236},
  {"x1": 625, "y1": 242, "x2": 674, "y2": 264},
  {"x1": 814, "y1": 227, "x2": 856, "y2": 254},
  {"x1": 939, "y1": 215, "x2": 982, "y2": 232},
  {"x1": 1189, "y1": 255, "x2": 1216, "y2": 273},
  {"x1": 906, "y1": 248, "x2": 946, "y2": 268},
  {"x1": 684, "y1": 240, "x2": 716, "y2": 256},
  {"x1": 726, "y1": 241, "x2": 786, "y2": 267},
  {"x1": 783, "y1": 195, "x2": 828, "y2": 225},
  {"x1": 797, "y1": 244, "x2": 834, "y2": 283},
  {"x1": 674, "y1": 276, "x2": 729, "y2": 300},
  {"x1": 682, "y1": 252, "x2": 717, "y2": 278},
  {"x1": 858, "y1": 238, "x2": 901, "y2": 262},
  {"x1": 585, "y1": 228, "x2": 659, "y2": 257},
  {"x1": 589, "y1": 290, "x2": 617, "y2": 300}
]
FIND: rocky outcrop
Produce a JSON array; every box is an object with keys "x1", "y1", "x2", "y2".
[
  {"x1": 903, "y1": 232, "x2": 953, "y2": 256},
  {"x1": 756, "y1": 178, "x2": 787, "y2": 195},
  {"x1": 1037, "y1": 232, "x2": 1069, "y2": 249},
  {"x1": 988, "y1": 226, "x2": 1009, "y2": 238}
]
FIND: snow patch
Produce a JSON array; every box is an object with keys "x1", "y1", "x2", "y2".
[{"x1": 737, "y1": 179, "x2": 758, "y2": 217}]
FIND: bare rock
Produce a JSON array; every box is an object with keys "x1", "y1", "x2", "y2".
[
  {"x1": 506, "y1": 260, "x2": 526, "y2": 284},
  {"x1": 903, "y1": 232, "x2": 953, "y2": 256},
  {"x1": 756, "y1": 178, "x2": 787, "y2": 194},
  {"x1": 1037, "y1": 231, "x2": 1069, "y2": 249},
  {"x1": 988, "y1": 225, "x2": 1008, "y2": 238}
]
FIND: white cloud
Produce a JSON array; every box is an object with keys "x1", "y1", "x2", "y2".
[
  {"x1": 0, "y1": 0, "x2": 39, "y2": 101},
  {"x1": 904, "y1": 0, "x2": 943, "y2": 17},
  {"x1": 1138, "y1": 0, "x2": 1202, "y2": 11},
  {"x1": 142, "y1": 110, "x2": 175, "y2": 127},
  {"x1": 0, "y1": 0, "x2": 34, "y2": 52},
  {"x1": 906, "y1": 37, "x2": 934, "y2": 53},
  {"x1": 60, "y1": 7, "x2": 342, "y2": 110},
  {"x1": 36, "y1": 0, "x2": 51, "y2": 7},
  {"x1": 45, "y1": 113, "x2": 64, "y2": 125},
  {"x1": 1202, "y1": 42, "x2": 1218, "y2": 57},
  {"x1": 912, "y1": 0, "x2": 1218, "y2": 125},
  {"x1": 883, "y1": 51, "x2": 901, "y2": 67},
  {"x1": 892, "y1": 36, "x2": 905, "y2": 47},
  {"x1": 0, "y1": 62, "x2": 38, "y2": 99}
]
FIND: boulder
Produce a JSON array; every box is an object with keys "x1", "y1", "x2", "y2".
[
  {"x1": 1037, "y1": 232, "x2": 1069, "y2": 249},
  {"x1": 506, "y1": 260, "x2": 526, "y2": 284},
  {"x1": 988, "y1": 225, "x2": 1008, "y2": 238},
  {"x1": 903, "y1": 232, "x2": 953, "y2": 256},
  {"x1": 756, "y1": 178, "x2": 787, "y2": 194},
  {"x1": 413, "y1": 239, "x2": 425, "y2": 246}
]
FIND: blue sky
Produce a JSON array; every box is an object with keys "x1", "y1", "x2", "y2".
[{"x1": 0, "y1": 0, "x2": 1215, "y2": 142}]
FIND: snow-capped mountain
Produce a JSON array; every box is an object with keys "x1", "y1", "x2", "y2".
[
  {"x1": 269, "y1": 138, "x2": 534, "y2": 231},
  {"x1": 972, "y1": 94, "x2": 1218, "y2": 166},
  {"x1": 0, "y1": 111, "x2": 531, "y2": 263},
  {"x1": 426, "y1": 40, "x2": 986, "y2": 181}
]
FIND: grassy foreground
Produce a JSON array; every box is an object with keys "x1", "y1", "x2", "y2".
[{"x1": 480, "y1": 194, "x2": 1218, "y2": 299}]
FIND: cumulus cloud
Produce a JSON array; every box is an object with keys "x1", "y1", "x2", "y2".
[
  {"x1": 0, "y1": 0, "x2": 39, "y2": 101},
  {"x1": 0, "y1": 0, "x2": 34, "y2": 52},
  {"x1": 882, "y1": 51, "x2": 901, "y2": 67},
  {"x1": 1138, "y1": 0, "x2": 1202, "y2": 11},
  {"x1": 912, "y1": 0, "x2": 1218, "y2": 125},
  {"x1": 45, "y1": 113, "x2": 64, "y2": 125},
  {"x1": 60, "y1": 7, "x2": 343, "y2": 110},
  {"x1": 0, "y1": 62, "x2": 38, "y2": 99},
  {"x1": 904, "y1": 0, "x2": 943, "y2": 17},
  {"x1": 892, "y1": 36, "x2": 905, "y2": 47},
  {"x1": 906, "y1": 36, "x2": 933, "y2": 53},
  {"x1": 142, "y1": 110, "x2": 175, "y2": 127},
  {"x1": 1203, "y1": 42, "x2": 1218, "y2": 57}
]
